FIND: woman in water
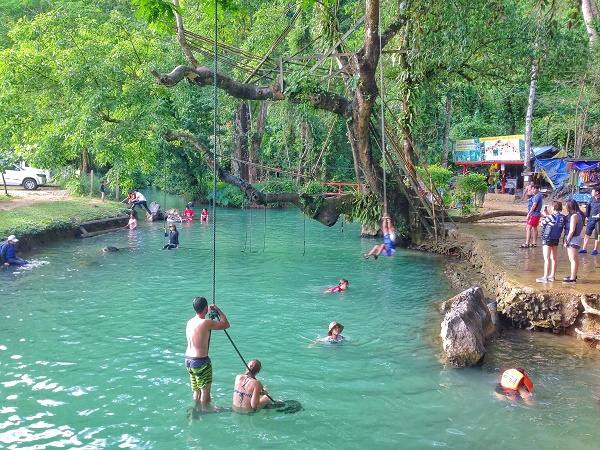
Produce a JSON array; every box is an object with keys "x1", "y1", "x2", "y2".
[
  {"x1": 163, "y1": 224, "x2": 179, "y2": 250},
  {"x1": 310, "y1": 321, "x2": 345, "y2": 347},
  {"x1": 232, "y1": 359, "x2": 271, "y2": 413}
]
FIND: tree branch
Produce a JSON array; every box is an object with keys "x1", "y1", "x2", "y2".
[{"x1": 162, "y1": 129, "x2": 353, "y2": 226}]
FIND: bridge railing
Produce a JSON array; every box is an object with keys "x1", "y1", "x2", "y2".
[{"x1": 321, "y1": 182, "x2": 360, "y2": 197}]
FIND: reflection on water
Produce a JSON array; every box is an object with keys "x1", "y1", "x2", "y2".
[{"x1": 1, "y1": 207, "x2": 600, "y2": 448}]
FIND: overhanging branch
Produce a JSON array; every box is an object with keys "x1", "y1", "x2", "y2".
[{"x1": 162, "y1": 129, "x2": 353, "y2": 226}]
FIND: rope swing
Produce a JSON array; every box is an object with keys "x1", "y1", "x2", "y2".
[
  {"x1": 378, "y1": 1, "x2": 388, "y2": 217},
  {"x1": 204, "y1": 1, "x2": 300, "y2": 413}
]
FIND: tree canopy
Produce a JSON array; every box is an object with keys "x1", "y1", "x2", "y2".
[{"x1": 1, "y1": 0, "x2": 599, "y2": 234}]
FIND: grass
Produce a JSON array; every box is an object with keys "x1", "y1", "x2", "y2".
[{"x1": 0, "y1": 198, "x2": 129, "y2": 239}]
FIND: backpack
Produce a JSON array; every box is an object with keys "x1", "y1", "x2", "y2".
[
  {"x1": 542, "y1": 214, "x2": 566, "y2": 240},
  {"x1": 0, "y1": 241, "x2": 5, "y2": 263}
]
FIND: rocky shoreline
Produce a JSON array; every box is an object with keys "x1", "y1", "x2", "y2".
[{"x1": 417, "y1": 228, "x2": 600, "y2": 348}]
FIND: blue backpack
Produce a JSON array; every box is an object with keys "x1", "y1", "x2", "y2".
[{"x1": 543, "y1": 214, "x2": 566, "y2": 240}]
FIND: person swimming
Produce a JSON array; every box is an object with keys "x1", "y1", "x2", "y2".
[
  {"x1": 309, "y1": 321, "x2": 345, "y2": 347},
  {"x1": 325, "y1": 279, "x2": 349, "y2": 293},
  {"x1": 495, "y1": 368, "x2": 534, "y2": 405}
]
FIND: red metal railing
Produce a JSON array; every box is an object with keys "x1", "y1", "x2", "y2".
[{"x1": 321, "y1": 182, "x2": 360, "y2": 197}]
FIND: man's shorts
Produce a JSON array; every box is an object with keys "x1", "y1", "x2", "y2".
[
  {"x1": 527, "y1": 215, "x2": 541, "y2": 227},
  {"x1": 186, "y1": 356, "x2": 212, "y2": 391},
  {"x1": 585, "y1": 217, "x2": 599, "y2": 236}
]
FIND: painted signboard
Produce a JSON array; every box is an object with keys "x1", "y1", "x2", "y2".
[{"x1": 454, "y1": 135, "x2": 525, "y2": 163}]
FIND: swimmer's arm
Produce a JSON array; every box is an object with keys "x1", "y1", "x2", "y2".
[{"x1": 207, "y1": 305, "x2": 230, "y2": 330}]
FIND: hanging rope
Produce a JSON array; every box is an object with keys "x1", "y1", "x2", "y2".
[
  {"x1": 378, "y1": 1, "x2": 387, "y2": 217},
  {"x1": 263, "y1": 201, "x2": 267, "y2": 252},
  {"x1": 211, "y1": 0, "x2": 218, "y2": 307},
  {"x1": 303, "y1": 214, "x2": 306, "y2": 256},
  {"x1": 163, "y1": 154, "x2": 168, "y2": 246}
]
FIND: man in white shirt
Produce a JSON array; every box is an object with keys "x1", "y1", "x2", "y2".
[{"x1": 131, "y1": 189, "x2": 152, "y2": 214}]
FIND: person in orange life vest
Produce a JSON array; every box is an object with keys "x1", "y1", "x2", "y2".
[{"x1": 495, "y1": 368, "x2": 534, "y2": 404}]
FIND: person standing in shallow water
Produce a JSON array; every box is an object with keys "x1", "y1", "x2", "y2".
[
  {"x1": 579, "y1": 185, "x2": 600, "y2": 254},
  {"x1": 563, "y1": 199, "x2": 584, "y2": 284},
  {"x1": 536, "y1": 201, "x2": 565, "y2": 283},
  {"x1": 185, "y1": 296, "x2": 230, "y2": 411},
  {"x1": 521, "y1": 184, "x2": 543, "y2": 248}
]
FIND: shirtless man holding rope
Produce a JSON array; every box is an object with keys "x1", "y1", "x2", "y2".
[{"x1": 185, "y1": 296, "x2": 230, "y2": 411}]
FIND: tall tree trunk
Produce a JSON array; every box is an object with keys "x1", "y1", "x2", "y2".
[
  {"x1": 249, "y1": 100, "x2": 268, "y2": 183},
  {"x1": 232, "y1": 101, "x2": 250, "y2": 180},
  {"x1": 582, "y1": 0, "x2": 599, "y2": 43},
  {"x1": 441, "y1": 94, "x2": 452, "y2": 168},
  {"x1": 524, "y1": 61, "x2": 537, "y2": 178},
  {"x1": 81, "y1": 149, "x2": 91, "y2": 174}
]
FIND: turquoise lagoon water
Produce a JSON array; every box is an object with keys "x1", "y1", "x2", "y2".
[{"x1": 1, "y1": 204, "x2": 600, "y2": 449}]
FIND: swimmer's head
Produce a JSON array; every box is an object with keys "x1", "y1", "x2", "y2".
[
  {"x1": 193, "y1": 296, "x2": 208, "y2": 314},
  {"x1": 247, "y1": 359, "x2": 262, "y2": 376},
  {"x1": 328, "y1": 321, "x2": 344, "y2": 336},
  {"x1": 340, "y1": 278, "x2": 348, "y2": 286}
]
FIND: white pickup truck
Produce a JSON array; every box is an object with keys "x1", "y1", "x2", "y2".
[{"x1": 2, "y1": 164, "x2": 48, "y2": 190}]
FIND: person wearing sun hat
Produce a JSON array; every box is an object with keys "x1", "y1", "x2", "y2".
[
  {"x1": 0, "y1": 235, "x2": 28, "y2": 266},
  {"x1": 309, "y1": 321, "x2": 345, "y2": 346}
]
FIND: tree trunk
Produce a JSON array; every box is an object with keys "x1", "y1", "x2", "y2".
[
  {"x1": 232, "y1": 101, "x2": 250, "y2": 180},
  {"x1": 441, "y1": 94, "x2": 452, "y2": 168},
  {"x1": 582, "y1": 0, "x2": 599, "y2": 43},
  {"x1": 249, "y1": 100, "x2": 268, "y2": 183},
  {"x1": 524, "y1": 61, "x2": 537, "y2": 177},
  {"x1": 81, "y1": 148, "x2": 91, "y2": 174}
]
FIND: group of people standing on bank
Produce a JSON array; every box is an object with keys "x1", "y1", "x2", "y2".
[{"x1": 520, "y1": 182, "x2": 600, "y2": 284}]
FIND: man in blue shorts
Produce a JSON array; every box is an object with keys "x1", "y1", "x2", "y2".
[
  {"x1": 579, "y1": 185, "x2": 600, "y2": 254},
  {"x1": 185, "y1": 296, "x2": 230, "y2": 411}
]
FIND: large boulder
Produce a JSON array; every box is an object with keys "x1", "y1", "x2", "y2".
[{"x1": 440, "y1": 286, "x2": 497, "y2": 367}]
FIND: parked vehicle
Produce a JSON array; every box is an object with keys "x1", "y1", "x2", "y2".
[{"x1": 2, "y1": 164, "x2": 47, "y2": 190}]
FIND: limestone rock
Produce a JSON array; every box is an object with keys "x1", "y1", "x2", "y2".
[{"x1": 440, "y1": 286, "x2": 497, "y2": 367}]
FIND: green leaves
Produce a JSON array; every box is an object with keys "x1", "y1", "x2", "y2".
[{"x1": 132, "y1": 0, "x2": 180, "y2": 35}]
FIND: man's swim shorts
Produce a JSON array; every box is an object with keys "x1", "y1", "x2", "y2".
[{"x1": 186, "y1": 356, "x2": 212, "y2": 391}]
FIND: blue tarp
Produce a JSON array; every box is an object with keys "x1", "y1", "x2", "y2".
[
  {"x1": 535, "y1": 158, "x2": 569, "y2": 190},
  {"x1": 533, "y1": 145, "x2": 560, "y2": 159},
  {"x1": 571, "y1": 161, "x2": 600, "y2": 172}
]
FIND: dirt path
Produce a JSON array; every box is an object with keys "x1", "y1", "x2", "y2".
[{"x1": 0, "y1": 186, "x2": 84, "y2": 210}]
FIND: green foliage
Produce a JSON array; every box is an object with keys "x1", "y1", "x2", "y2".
[
  {"x1": 284, "y1": 72, "x2": 324, "y2": 100},
  {"x1": 207, "y1": 182, "x2": 244, "y2": 207},
  {"x1": 352, "y1": 193, "x2": 382, "y2": 228},
  {"x1": 132, "y1": 0, "x2": 179, "y2": 35},
  {"x1": 416, "y1": 164, "x2": 454, "y2": 189},
  {"x1": 452, "y1": 173, "x2": 488, "y2": 216},
  {"x1": 301, "y1": 180, "x2": 324, "y2": 195},
  {"x1": 0, "y1": 149, "x2": 19, "y2": 173}
]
